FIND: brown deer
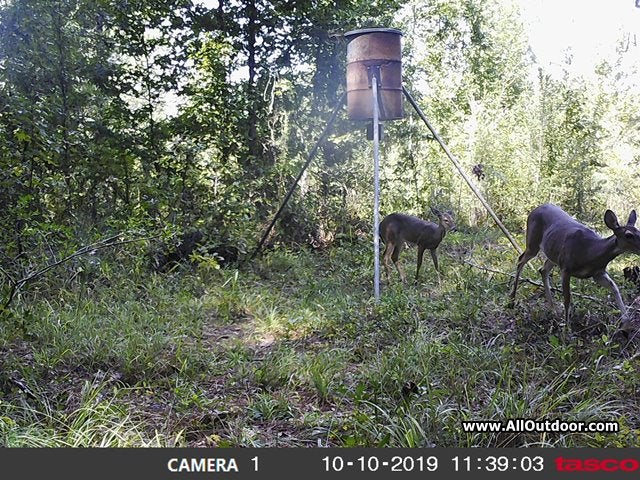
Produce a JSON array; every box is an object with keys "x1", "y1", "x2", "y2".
[
  {"x1": 509, "y1": 203, "x2": 640, "y2": 324},
  {"x1": 380, "y1": 208, "x2": 456, "y2": 283}
]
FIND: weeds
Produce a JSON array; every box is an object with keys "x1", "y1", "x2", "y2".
[{"x1": 1, "y1": 233, "x2": 639, "y2": 447}]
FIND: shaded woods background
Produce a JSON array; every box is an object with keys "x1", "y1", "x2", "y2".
[
  {"x1": 3, "y1": 0, "x2": 640, "y2": 449},
  {"x1": 2, "y1": 0, "x2": 639, "y2": 282}
]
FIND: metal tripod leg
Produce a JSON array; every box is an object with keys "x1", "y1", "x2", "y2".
[
  {"x1": 248, "y1": 92, "x2": 347, "y2": 262},
  {"x1": 402, "y1": 86, "x2": 523, "y2": 256}
]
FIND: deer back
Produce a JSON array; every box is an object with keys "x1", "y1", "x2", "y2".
[
  {"x1": 380, "y1": 213, "x2": 446, "y2": 249},
  {"x1": 530, "y1": 203, "x2": 640, "y2": 278}
]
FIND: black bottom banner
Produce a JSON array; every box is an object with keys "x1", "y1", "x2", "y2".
[{"x1": 3, "y1": 448, "x2": 640, "y2": 479}]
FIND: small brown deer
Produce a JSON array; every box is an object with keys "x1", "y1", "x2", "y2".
[
  {"x1": 510, "y1": 203, "x2": 640, "y2": 323},
  {"x1": 380, "y1": 208, "x2": 456, "y2": 283}
]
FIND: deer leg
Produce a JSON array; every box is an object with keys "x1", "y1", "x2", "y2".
[
  {"x1": 415, "y1": 246, "x2": 426, "y2": 281},
  {"x1": 509, "y1": 249, "x2": 538, "y2": 303},
  {"x1": 382, "y1": 242, "x2": 393, "y2": 280},
  {"x1": 540, "y1": 258, "x2": 556, "y2": 306},
  {"x1": 391, "y1": 244, "x2": 407, "y2": 283},
  {"x1": 593, "y1": 272, "x2": 626, "y2": 314},
  {"x1": 430, "y1": 249, "x2": 442, "y2": 284},
  {"x1": 429, "y1": 249, "x2": 439, "y2": 272},
  {"x1": 560, "y1": 270, "x2": 572, "y2": 324}
]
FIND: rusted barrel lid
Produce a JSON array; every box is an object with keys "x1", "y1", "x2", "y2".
[{"x1": 344, "y1": 27, "x2": 403, "y2": 39}]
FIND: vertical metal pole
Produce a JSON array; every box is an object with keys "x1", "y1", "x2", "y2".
[{"x1": 372, "y1": 75, "x2": 381, "y2": 302}]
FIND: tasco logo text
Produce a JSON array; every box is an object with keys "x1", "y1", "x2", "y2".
[{"x1": 555, "y1": 457, "x2": 640, "y2": 472}]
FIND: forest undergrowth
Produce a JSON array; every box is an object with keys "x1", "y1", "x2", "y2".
[{"x1": 2, "y1": 229, "x2": 640, "y2": 447}]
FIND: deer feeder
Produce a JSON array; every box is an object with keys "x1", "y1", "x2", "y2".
[
  {"x1": 344, "y1": 27, "x2": 404, "y2": 121},
  {"x1": 345, "y1": 27, "x2": 403, "y2": 302},
  {"x1": 252, "y1": 26, "x2": 520, "y2": 305}
]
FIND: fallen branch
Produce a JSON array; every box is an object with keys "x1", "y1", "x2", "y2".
[
  {"x1": 1, "y1": 233, "x2": 156, "y2": 311},
  {"x1": 459, "y1": 258, "x2": 602, "y2": 303}
]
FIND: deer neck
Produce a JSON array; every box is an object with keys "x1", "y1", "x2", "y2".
[{"x1": 587, "y1": 235, "x2": 620, "y2": 268}]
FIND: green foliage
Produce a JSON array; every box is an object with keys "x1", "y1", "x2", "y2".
[
  {"x1": 3, "y1": 231, "x2": 640, "y2": 447},
  {"x1": 386, "y1": 0, "x2": 640, "y2": 230},
  {"x1": 3, "y1": 0, "x2": 640, "y2": 267},
  {"x1": 0, "y1": 380, "x2": 183, "y2": 447}
]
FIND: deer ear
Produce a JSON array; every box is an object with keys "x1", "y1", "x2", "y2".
[
  {"x1": 430, "y1": 206, "x2": 441, "y2": 217},
  {"x1": 604, "y1": 210, "x2": 620, "y2": 230},
  {"x1": 627, "y1": 210, "x2": 637, "y2": 227}
]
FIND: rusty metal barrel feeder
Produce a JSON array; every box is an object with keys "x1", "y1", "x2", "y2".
[{"x1": 345, "y1": 28, "x2": 403, "y2": 121}]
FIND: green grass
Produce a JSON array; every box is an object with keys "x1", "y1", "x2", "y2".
[{"x1": 1, "y1": 230, "x2": 640, "y2": 447}]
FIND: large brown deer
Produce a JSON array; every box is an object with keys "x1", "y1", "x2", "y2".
[
  {"x1": 509, "y1": 203, "x2": 640, "y2": 323},
  {"x1": 380, "y1": 208, "x2": 456, "y2": 283}
]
